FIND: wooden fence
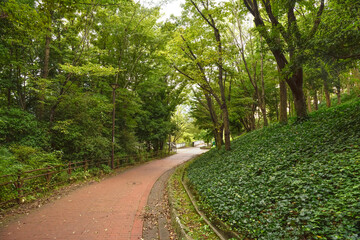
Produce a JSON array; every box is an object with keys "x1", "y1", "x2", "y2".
[{"x1": 0, "y1": 151, "x2": 170, "y2": 209}]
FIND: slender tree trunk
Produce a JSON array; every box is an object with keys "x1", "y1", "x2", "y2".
[
  {"x1": 314, "y1": 90, "x2": 319, "y2": 110},
  {"x1": 288, "y1": 97, "x2": 291, "y2": 117},
  {"x1": 323, "y1": 80, "x2": 331, "y2": 108},
  {"x1": 307, "y1": 91, "x2": 312, "y2": 113},
  {"x1": 221, "y1": 104, "x2": 231, "y2": 150},
  {"x1": 319, "y1": 88, "x2": 323, "y2": 105},
  {"x1": 204, "y1": 93, "x2": 223, "y2": 149},
  {"x1": 189, "y1": 0, "x2": 231, "y2": 150},
  {"x1": 336, "y1": 86, "x2": 341, "y2": 104},
  {"x1": 250, "y1": 114, "x2": 256, "y2": 130},
  {"x1": 335, "y1": 78, "x2": 341, "y2": 104},
  {"x1": 260, "y1": 38, "x2": 268, "y2": 126},
  {"x1": 257, "y1": 108, "x2": 261, "y2": 128},
  {"x1": 279, "y1": 80, "x2": 287, "y2": 123},
  {"x1": 275, "y1": 94, "x2": 279, "y2": 121},
  {"x1": 220, "y1": 124, "x2": 224, "y2": 145},
  {"x1": 214, "y1": 29, "x2": 231, "y2": 151},
  {"x1": 250, "y1": 104, "x2": 256, "y2": 130}
]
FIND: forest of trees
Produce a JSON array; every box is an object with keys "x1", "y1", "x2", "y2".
[{"x1": 1, "y1": 0, "x2": 359, "y2": 171}]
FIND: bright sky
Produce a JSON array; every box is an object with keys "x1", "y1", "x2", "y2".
[
  {"x1": 140, "y1": 0, "x2": 185, "y2": 20},
  {"x1": 160, "y1": 0, "x2": 185, "y2": 19}
]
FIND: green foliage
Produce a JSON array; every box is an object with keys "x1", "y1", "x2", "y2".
[
  {"x1": 136, "y1": 76, "x2": 183, "y2": 151},
  {"x1": 0, "y1": 145, "x2": 62, "y2": 175},
  {"x1": 60, "y1": 63, "x2": 121, "y2": 77},
  {"x1": 101, "y1": 164, "x2": 112, "y2": 174},
  {"x1": 0, "y1": 147, "x2": 19, "y2": 175},
  {"x1": 50, "y1": 92, "x2": 112, "y2": 161},
  {"x1": 0, "y1": 108, "x2": 48, "y2": 148},
  {"x1": 187, "y1": 100, "x2": 360, "y2": 239}
]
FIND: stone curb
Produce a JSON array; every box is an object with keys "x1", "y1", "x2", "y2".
[{"x1": 167, "y1": 182, "x2": 193, "y2": 240}]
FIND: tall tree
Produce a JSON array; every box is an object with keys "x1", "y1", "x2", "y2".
[{"x1": 243, "y1": 0, "x2": 325, "y2": 119}]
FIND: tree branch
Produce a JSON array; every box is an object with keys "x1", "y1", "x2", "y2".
[
  {"x1": 308, "y1": 0, "x2": 325, "y2": 40},
  {"x1": 189, "y1": 0, "x2": 215, "y2": 29},
  {"x1": 173, "y1": 65, "x2": 195, "y2": 81}
]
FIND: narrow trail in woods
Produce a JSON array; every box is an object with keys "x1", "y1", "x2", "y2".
[{"x1": 0, "y1": 147, "x2": 207, "y2": 240}]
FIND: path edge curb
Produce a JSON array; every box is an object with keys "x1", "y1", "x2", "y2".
[{"x1": 167, "y1": 170, "x2": 194, "y2": 240}]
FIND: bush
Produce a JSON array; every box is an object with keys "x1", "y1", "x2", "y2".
[
  {"x1": 187, "y1": 100, "x2": 360, "y2": 239},
  {"x1": 0, "y1": 108, "x2": 48, "y2": 148},
  {"x1": 101, "y1": 164, "x2": 112, "y2": 174},
  {"x1": 9, "y1": 145, "x2": 62, "y2": 168}
]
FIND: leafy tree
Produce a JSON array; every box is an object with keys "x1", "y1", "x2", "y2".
[{"x1": 243, "y1": 0, "x2": 325, "y2": 120}]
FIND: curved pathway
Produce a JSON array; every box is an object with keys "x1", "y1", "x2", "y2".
[{"x1": 0, "y1": 147, "x2": 206, "y2": 240}]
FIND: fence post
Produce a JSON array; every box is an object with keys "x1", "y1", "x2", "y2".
[
  {"x1": 16, "y1": 171, "x2": 23, "y2": 204},
  {"x1": 68, "y1": 162, "x2": 72, "y2": 176},
  {"x1": 46, "y1": 166, "x2": 52, "y2": 183}
]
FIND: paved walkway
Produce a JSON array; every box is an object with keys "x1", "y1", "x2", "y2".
[{"x1": 0, "y1": 147, "x2": 207, "y2": 240}]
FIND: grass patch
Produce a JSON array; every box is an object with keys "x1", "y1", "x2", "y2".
[
  {"x1": 168, "y1": 160, "x2": 220, "y2": 239},
  {"x1": 187, "y1": 99, "x2": 360, "y2": 239}
]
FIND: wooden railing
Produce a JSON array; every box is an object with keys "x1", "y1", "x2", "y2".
[{"x1": 0, "y1": 151, "x2": 171, "y2": 209}]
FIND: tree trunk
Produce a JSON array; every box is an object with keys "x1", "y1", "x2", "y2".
[
  {"x1": 275, "y1": 93, "x2": 279, "y2": 121},
  {"x1": 214, "y1": 28, "x2": 230, "y2": 151},
  {"x1": 288, "y1": 97, "x2": 291, "y2": 117},
  {"x1": 189, "y1": 0, "x2": 231, "y2": 150},
  {"x1": 314, "y1": 90, "x2": 319, "y2": 110},
  {"x1": 279, "y1": 80, "x2": 287, "y2": 123},
  {"x1": 336, "y1": 86, "x2": 341, "y2": 104},
  {"x1": 307, "y1": 91, "x2": 312, "y2": 113},
  {"x1": 204, "y1": 93, "x2": 223, "y2": 149},
  {"x1": 323, "y1": 80, "x2": 331, "y2": 108},
  {"x1": 250, "y1": 104, "x2": 256, "y2": 131},
  {"x1": 221, "y1": 105, "x2": 231, "y2": 150},
  {"x1": 260, "y1": 39, "x2": 268, "y2": 126},
  {"x1": 335, "y1": 78, "x2": 341, "y2": 104},
  {"x1": 293, "y1": 88, "x2": 307, "y2": 119},
  {"x1": 286, "y1": 68, "x2": 307, "y2": 119},
  {"x1": 257, "y1": 108, "x2": 261, "y2": 128}
]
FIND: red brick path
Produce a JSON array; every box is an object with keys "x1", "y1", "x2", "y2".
[{"x1": 0, "y1": 148, "x2": 206, "y2": 240}]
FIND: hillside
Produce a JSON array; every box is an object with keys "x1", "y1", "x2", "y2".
[{"x1": 187, "y1": 99, "x2": 360, "y2": 239}]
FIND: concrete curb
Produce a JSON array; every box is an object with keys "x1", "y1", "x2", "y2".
[
  {"x1": 167, "y1": 161, "x2": 241, "y2": 240},
  {"x1": 167, "y1": 182, "x2": 193, "y2": 240}
]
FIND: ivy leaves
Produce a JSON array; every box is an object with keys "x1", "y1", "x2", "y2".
[{"x1": 187, "y1": 100, "x2": 360, "y2": 239}]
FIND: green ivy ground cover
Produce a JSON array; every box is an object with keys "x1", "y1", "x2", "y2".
[{"x1": 187, "y1": 100, "x2": 360, "y2": 239}]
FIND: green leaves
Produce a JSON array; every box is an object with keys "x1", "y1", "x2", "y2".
[
  {"x1": 187, "y1": 100, "x2": 360, "y2": 239},
  {"x1": 60, "y1": 63, "x2": 122, "y2": 77}
]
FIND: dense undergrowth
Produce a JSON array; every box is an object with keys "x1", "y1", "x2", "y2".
[{"x1": 187, "y1": 99, "x2": 360, "y2": 239}]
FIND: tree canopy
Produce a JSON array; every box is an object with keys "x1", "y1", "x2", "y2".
[{"x1": 0, "y1": 0, "x2": 359, "y2": 166}]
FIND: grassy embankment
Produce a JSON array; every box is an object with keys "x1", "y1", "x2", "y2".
[{"x1": 187, "y1": 99, "x2": 360, "y2": 239}]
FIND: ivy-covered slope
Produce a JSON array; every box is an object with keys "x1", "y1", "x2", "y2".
[{"x1": 187, "y1": 99, "x2": 360, "y2": 239}]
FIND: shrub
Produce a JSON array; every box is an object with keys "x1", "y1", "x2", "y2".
[
  {"x1": 0, "y1": 108, "x2": 48, "y2": 148},
  {"x1": 101, "y1": 164, "x2": 112, "y2": 174}
]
